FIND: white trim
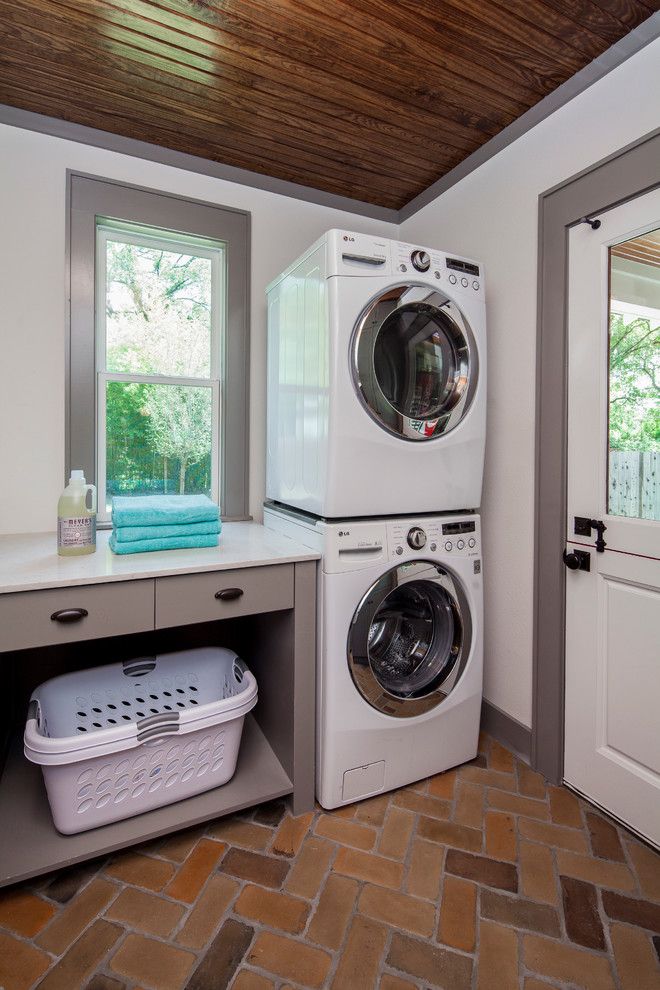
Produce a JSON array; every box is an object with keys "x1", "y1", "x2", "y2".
[
  {"x1": 102, "y1": 372, "x2": 215, "y2": 387},
  {"x1": 611, "y1": 299, "x2": 660, "y2": 322},
  {"x1": 95, "y1": 222, "x2": 225, "y2": 520}
]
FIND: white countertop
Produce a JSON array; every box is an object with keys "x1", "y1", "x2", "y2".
[{"x1": 0, "y1": 523, "x2": 319, "y2": 594}]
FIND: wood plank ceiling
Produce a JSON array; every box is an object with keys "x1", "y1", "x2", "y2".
[
  {"x1": 0, "y1": 0, "x2": 657, "y2": 210},
  {"x1": 611, "y1": 229, "x2": 660, "y2": 268}
]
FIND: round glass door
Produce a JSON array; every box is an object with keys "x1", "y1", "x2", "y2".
[
  {"x1": 347, "y1": 561, "x2": 472, "y2": 718},
  {"x1": 351, "y1": 284, "x2": 478, "y2": 440}
]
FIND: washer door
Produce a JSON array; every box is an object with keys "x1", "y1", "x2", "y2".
[
  {"x1": 347, "y1": 561, "x2": 472, "y2": 718},
  {"x1": 352, "y1": 283, "x2": 478, "y2": 440}
]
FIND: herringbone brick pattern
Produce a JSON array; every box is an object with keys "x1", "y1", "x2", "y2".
[{"x1": 0, "y1": 732, "x2": 658, "y2": 989}]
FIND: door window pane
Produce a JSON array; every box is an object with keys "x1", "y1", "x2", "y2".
[
  {"x1": 104, "y1": 237, "x2": 214, "y2": 378},
  {"x1": 104, "y1": 381, "x2": 213, "y2": 514},
  {"x1": 608, "y1": 229, "x2": 660, "y2": 520}
]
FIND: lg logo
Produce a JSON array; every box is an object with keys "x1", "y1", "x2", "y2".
[
  {"x1": 342, "y1": 235, "x2": 355, "y2": 242},
  {"x1": 338, "y1": 530, "x2": 350, "y2": 537}
]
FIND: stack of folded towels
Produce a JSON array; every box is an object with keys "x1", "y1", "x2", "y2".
[{"x1": 109, "y1": 494, "x2": 221, "y2": 555}]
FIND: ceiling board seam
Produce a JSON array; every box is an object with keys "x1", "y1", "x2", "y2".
[
  {"x1": 492, "y1": 0, "x2": 630, "y2": 58},
  {"x1": 0, "y1": 35, "x2": 434, "y2": 188},
  {"x1": 134, "y1": 0, "x2": 512, "y2": 139},
  {"x1": 289, "y1": 0, "x2": 540, "y2": 112},
  {"x1": 40, "y1": 0, "x2": 498, "y2": 156},
  {"x1": 400, "y1": 12, "x2": 660, "y2": 222},
  {"x1": 7, "y1": 6, "x2": 462, "y2": 171}
]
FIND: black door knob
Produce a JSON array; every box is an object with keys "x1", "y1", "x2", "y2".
[{"x1": 562, "y1": 549, "x2": 590, "y2": 572}]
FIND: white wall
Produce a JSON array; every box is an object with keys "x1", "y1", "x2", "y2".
[
  {"x1": 400, "y1": 37, "x2": 660, "y2": 728},
  {"x1": 1, "y1": 37, "x2": 658, "y2": 729},
  {"x1": 0, "y1": 124, "x2": 397, "y2": 535}
]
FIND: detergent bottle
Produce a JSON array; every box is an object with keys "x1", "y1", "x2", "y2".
[{"x1": 57, "y1": 470, "x2": 97, "y2": 556}]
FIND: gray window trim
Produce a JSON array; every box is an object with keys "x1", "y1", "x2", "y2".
[
  {"x1": 67, "y1": 171, "x2": 251, "y2": 520},
  {"x1": 533, "y1": 128, "x2": 660, "y2": 784}
]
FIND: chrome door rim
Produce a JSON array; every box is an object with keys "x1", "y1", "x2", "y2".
[
  {"x1": 351, "y1": 282, "x2": 479, "y2": 441},
  {"x1": 347, "y1": 561, "x2": 473, "y2": 718}
]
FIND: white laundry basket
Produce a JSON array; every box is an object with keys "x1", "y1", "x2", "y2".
[{"x1": 24, "y1": 647, "x2": 258, "y2": 834}]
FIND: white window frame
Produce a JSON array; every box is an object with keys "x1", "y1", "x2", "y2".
[{"x1": 95, "y1": 224, "x2": 224, "y2": 521}]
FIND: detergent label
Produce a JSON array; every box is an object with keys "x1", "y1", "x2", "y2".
[{"x1": 58, "y1": 516, "x2": 96, "y2": 547}]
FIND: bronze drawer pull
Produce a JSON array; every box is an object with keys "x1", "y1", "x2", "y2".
[
  {"x1": 50, "y1": 608, "x2": 89, "y2": 623},
  {"x1": 215, "y1": 588, "x2": 244, "y2": 602}
]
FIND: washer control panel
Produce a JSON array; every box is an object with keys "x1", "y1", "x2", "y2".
[{"x1": 387, "y1": 517, "x2": 479, "y2": 560}]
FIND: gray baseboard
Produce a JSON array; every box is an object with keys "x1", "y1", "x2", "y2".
[{"x1": 481, "y1": 699, "x2": 532, "y2": 765}]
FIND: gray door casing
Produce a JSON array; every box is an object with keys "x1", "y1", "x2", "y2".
[{"x1": 533, "y1": 128, "x2": 660, "y2": 783}]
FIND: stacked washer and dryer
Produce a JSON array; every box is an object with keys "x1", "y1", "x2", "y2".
[{"x1": 264, "y1": 230, "x2": 486, "y2": 809}]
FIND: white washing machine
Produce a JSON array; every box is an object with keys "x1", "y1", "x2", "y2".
[
  {"x1": 264, "y1": 503, "x2": 483, "y2": 808},
  {"x1": 266, "y1": 229, "x2": 486, "y2": 518}
]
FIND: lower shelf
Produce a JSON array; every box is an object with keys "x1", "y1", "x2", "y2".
[{"x1": 0, "y1": 714, "x2": 292, "y2": 887}]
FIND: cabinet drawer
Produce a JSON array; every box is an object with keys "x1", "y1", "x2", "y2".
[
  {"x1": 0, "y1": 580, "x2": 155, "y2": 652},
  {"x1": 155, "y1": 564, "x2": 294, "y2": 628}
]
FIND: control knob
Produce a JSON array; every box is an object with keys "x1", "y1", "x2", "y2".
[
  {"x1": 407, "y1": 527, "x2": 427, "y2": 550},
  {"x1": 411, "y1": 250, "x2": 431, "y2": 273}
]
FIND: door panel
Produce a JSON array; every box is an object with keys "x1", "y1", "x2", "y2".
[
  {"x1": 565, "y1": 187, "x2": 660, "y2": 847},
  {"x1": 605, "y1": 576, "x2": 660, "y2": 775}
]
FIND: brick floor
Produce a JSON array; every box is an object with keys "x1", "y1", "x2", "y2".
[{"x1": 0, "y1": 732, "x2": 658, "y2": 989}]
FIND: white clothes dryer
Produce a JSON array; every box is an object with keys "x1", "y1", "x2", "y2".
[
  {"x1": 264, "y1": 503, "x2": 483, "y2": 808},
  {"x1": 266, "y1": 229, "x2": 486, "y2": 518}
]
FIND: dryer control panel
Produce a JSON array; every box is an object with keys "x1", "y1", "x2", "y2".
[
  {"x1": 324, "y1": 231, "x2": 484, "y2": 296},
  {"x1": 393, "y1": 240, "x2": 484, "y2": 296}
]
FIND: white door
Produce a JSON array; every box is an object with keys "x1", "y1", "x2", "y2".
[{"x1": 565, "y1": 187, "x2": 660, "y2": 847}]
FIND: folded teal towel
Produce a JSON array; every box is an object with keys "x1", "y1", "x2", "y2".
[
  {"x1": 112, "y1": 495, "x2": 219, "y2": 529},
  {"x1": 113, "y1": 520, "x2": 222, "y2": 544},
  {"x1": 109, "y1": 532, "x2": 220, "y2": 555}
]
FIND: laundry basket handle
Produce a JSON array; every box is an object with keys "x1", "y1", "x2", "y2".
[
  {"x1": 136, "y1": 711, "x2": 180, "y2": 745},
  {"x1": 122, "y1": 656, "x2": 157, "y2": 677}
]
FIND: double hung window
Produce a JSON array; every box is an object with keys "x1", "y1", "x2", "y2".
[{"x1": 68, "y1": 176, "x2": 250, "y2": 522}]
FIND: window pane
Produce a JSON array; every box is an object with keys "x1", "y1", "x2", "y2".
[
  {"x1": 608, "y1": 229, "x2": 660, "y2": 521},
  {"x1": 105, "y1": 237, "x2": 214, "y2": 378},
  {"x1": 105, "y1": 381, "x2": 213, "y2": 512}
]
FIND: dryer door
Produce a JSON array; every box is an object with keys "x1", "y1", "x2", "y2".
[
  {"x1": 352, "y1": 283, "x2": 478, "y2": 440},
  {"x1": 347, "y1": 560, "x2": 472, "y2": 718}
]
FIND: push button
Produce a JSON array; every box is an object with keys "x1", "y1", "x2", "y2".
[
  {"x1": 399, "y1": 264, "x2": 407, "y2": 272},
  {"x1": 448, "y1": 274, "x2": 457, "y2": 285},
  {"x1": 472, "y1": 280, "x2": 480, "y2": 290},
  {"x1": 395, "y1": 546, "x2": 403, "y2": 555},
  {"x1": 468, "y1": 538, "x2": 476, "y2": 548},
  {"x1": 457, "y1": 539, "x2": 465, "y2": 550},
  {"x1": 444, "y1": 541, "x2": 453, "y2": 551},
  {"x1": 460, "y1": 277, "x2": 468, "y2": 288}
]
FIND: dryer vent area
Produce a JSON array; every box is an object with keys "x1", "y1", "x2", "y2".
[{"x1": 2, "y1": 730, "x2": 657, "y2": 990}]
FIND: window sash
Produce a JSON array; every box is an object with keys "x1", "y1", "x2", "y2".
[
  {"x1": 97, "y1": 372, "x2": 220, "y2": 522},
  {"x1": 95, "y1": 225, "x2": 225, "y2": 382}
]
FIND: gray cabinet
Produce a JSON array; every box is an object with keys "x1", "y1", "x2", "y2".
[
  {"x1": 0, "y1": 580, "x2": 155, "y2": 652},
  {"x1": 155, "y1": 564, "x2": 293, "y2": 628},
  {"x1": 0, "y1": 557, "x2": 316, "y2": 888}
]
